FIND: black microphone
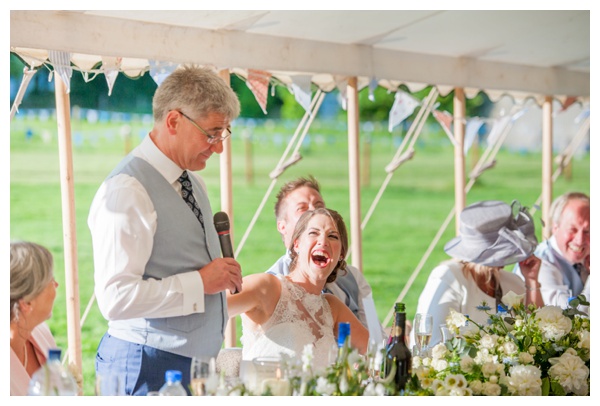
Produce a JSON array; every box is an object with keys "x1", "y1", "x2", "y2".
[
  {"x1": 213, "y1": 211, "x2": 234, "y2": 258},
  {"x1": 213, "y1": 211, "x2": 237, "y2": 294}
]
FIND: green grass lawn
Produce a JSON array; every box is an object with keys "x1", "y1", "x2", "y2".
[{"x1": 10, "y1": 114, "x2": 590, "y2": 395}]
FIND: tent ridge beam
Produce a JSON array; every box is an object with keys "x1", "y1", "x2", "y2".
[{"x1": 10, "y1": 11, "x2": 589, "y2": 98}]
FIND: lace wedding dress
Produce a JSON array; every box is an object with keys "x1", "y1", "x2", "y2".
[{"x1": 240, "y1": 274, "x2": 337, "y2": 370}]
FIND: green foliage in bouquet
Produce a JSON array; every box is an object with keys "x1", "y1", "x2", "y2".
[{"x1": 405, "y1": 292, "x2": 590, "y2": 396}]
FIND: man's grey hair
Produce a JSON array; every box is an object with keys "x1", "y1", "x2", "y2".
[
  {"x1": 550, "y1": 191, "x2": 590, "y2": 229},
  {"x1": 152, "y1": 65, "x2": 240, "y2": 123}
]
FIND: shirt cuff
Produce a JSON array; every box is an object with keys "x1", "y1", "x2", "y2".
[{"x1": 177, "y1": 271, "x2": 205, "y2": 314}]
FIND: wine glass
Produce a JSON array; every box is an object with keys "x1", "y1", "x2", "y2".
[
  {"x1": 414, "y1": 313, "x2": 433, "y2": 356},
  {"x1": 190, "y1": 357, "x2": 211, "y2": 396},
  {"x1": 439, "y1": 323, "x2": 452, "y2": 344}
]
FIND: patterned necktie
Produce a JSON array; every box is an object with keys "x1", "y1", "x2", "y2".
[{"x1": 178, "y1": 170, "x2": 205, "y2": 229}]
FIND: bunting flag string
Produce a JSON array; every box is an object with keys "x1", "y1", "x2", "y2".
[
  {"x1": 149, "y1": 60, "x2": 179, "y2": 86},
  {"x1": 290, "y1": 75, "x2": 313, "y2": 115},
  {"x1": 247, "y1": 69, "x2": 272, "y2": 114},
  {"x1": 48, "y1": 50, "x2": 73, "y2": 93},
  {"x1": 388, "y1": 90, "x2": 420, "y2": 132}
]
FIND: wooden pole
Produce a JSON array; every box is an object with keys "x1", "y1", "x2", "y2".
[
  {"x1": 347, "y1": 77, "x2": 363, "y2": 272},
  {"x1": 218, "y1": 69, "x2": 237, "y2": 348},
  {"x1": 54, "y1": 76, "x2": 83, "y2": 392},
  {"x1": 453, "y1": 88, "x2": 466, "y2": 235},
  {"x1": 219, "y1": 70, "x2": 236, "y2": 348},
  {"x1": 542, "y1": 96, "x2": 553, "y2": 239}
]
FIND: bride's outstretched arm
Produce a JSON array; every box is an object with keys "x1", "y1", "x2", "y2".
[
  {"x1": 226, "y1": 273, "x2": 281, "y2": 324},
  {"x1": 326, "y1": 294, "x2": 369, "y2": 355}
]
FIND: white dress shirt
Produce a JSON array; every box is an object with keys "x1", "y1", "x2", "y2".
[
  {"x1": 88, "y1": 135, "x2": 206, "y2": 329},
  {"x1": 411, "y1": 260, "x2": 526, "y2": 349}
]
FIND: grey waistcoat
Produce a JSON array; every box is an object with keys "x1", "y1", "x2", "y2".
[{"x1": 106, "y1": 156, "x2": 226, "y2": 358}]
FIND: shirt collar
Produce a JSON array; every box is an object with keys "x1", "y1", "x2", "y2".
[{"x1": 139, "y1": 134, "x2": 186, "y2": 185}]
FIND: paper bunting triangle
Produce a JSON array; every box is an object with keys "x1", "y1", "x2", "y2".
[
  {"x1": 149, "y1": 60, "x2": 179, "y2": 86},
  {"x1": 388, "y1": 90, "x2": 420, "y2": 132},
  {"x1": 102, "y1": 56, "x2": 122, "y2": 96},
  {"x1": 247, "y1": 69, "x2": 272, "y2": 114},
  {"x1": 334, "y1": 75, "x2": 348, "y2": 111},
  {"x1": 368, "y1": 77, "x2": 378, "y2": 102},
  {"x1": 432, "y1": 109, "x2": 454, "y2": 144},
  {"x1": 290, "y1": 75, "x2": 313, "y2": 114},
  {"x1": 464, "y1": 118, "x2": 484, "y2": 154},
  {"x1": 487, "y1": 115, "x2": 511, "y2": 146},
  {"x1": 48, "y1": 50, "x2": 73, "y2": 93}
]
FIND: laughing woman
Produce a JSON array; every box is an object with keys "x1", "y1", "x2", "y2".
[{"x1": 227, "y1": 208, "x2": 368, "y2": 370}]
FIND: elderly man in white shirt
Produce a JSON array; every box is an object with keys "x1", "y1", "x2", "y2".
[
  {"x1": 515, "y1": 192, "x2": 590, "y2": 312},
  {"x1": 88, "y1": 66, "x2": 243, "y2": 395}
]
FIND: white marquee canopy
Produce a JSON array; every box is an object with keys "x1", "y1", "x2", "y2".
[
  {"x1": 9, "y1": 9, "x2": 591, "y2": 387},
  {"x1": 11, "y1": 10, "x2": 590, "y2": 103}
]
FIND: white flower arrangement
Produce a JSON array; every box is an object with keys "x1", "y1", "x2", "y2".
[{"x1": 404, "y1": 293, "x2": 590, "y2": 396}]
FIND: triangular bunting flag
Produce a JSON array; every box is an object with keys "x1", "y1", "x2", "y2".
[
  {"x1": 388, "y1": 91, "x2": 420, "y2": 132},
  {"x1": 48, "y1": 50, "x2": 73, "y2": 93},
  {"x1": 433, "y1": 110, "x2": 453, "y2": 135},
  {"x1": 290, "y1": 75, "x2": 313, "y2": 114},
  {"x1": 149, "y1": 60, "x2": 179, "y2": 87},
  {"x1": 334, "y1": 75, "x2": 348, "y2": 111},
  {"x1": 559, "y1": 96, "x2": 578, "y2": 112},
  {"x1": 368, "y1": 77, "x2": 378, "y2": 102},
  {"x1": 487, "y1": 115, "x2": 511, "y2": 146},
  {"x1": 247, "y1": 69, "x2": 271, "y2": 115},
  {"x1": 433, "y1": 109, "x2": 455, "y2": 146},
  {"x1": 464, "y1": 118, "x2": 484, "y2": 154},
  {"x1": 102, "y1": 56, "x2": 122, "y2": 96}
]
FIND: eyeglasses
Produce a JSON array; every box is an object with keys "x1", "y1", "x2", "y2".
[{"x1": 177, "y1": 110, "x2": 231, "y2": 144}]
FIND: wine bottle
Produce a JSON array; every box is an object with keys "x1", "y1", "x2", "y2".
[{"x1": 384, "y1": 302, "x2": 412, "y2": 394}]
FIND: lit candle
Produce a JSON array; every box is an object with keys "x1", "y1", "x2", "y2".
[{"x1": 260, "y1": 368, "x2": 290, "y2": 396}]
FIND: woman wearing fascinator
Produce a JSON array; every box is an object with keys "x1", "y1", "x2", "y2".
[{"x1": 410, "y1": 200, "x2": 544, "y2": 348}]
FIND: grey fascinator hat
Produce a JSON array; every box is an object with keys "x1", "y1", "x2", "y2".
[{"x1": 444, "y1": 200, "x2": 538, "y2": 267}]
